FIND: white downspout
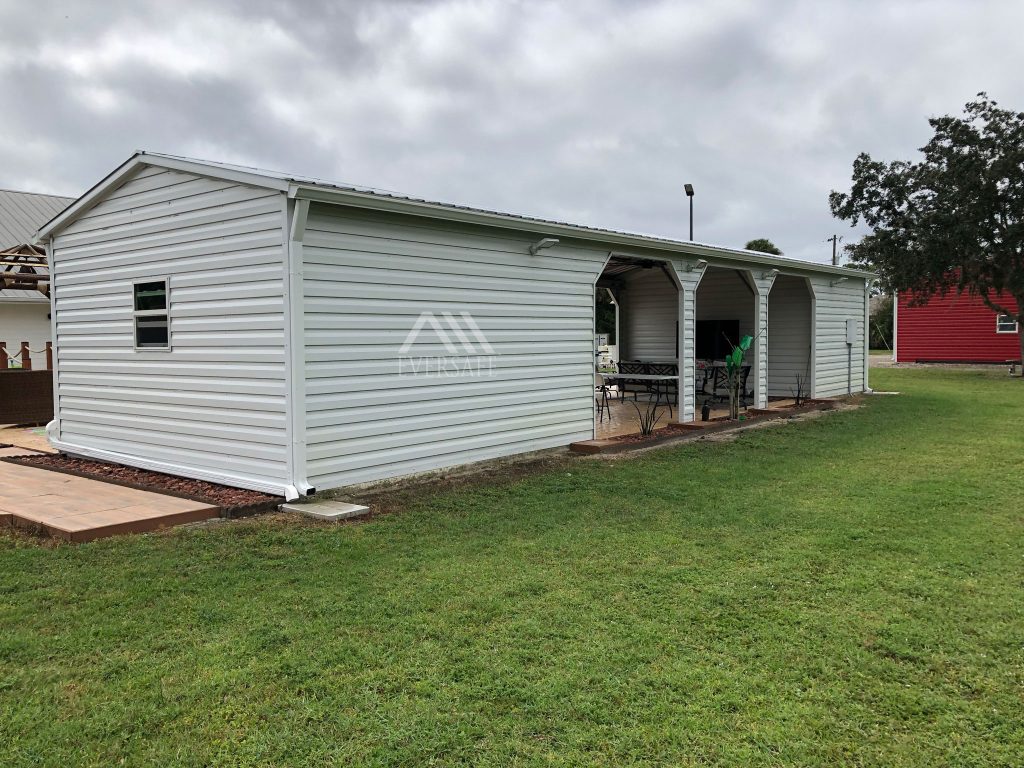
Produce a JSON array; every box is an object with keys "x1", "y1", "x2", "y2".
[
  {"x1": 864, "y1": 281, "x2": 872, "y2": 393},
  {"x1": 285, "y1": 198, "x2": 314, "y2": 498}
]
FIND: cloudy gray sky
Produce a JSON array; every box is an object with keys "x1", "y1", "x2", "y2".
[{"x1": 2, "y1": 0, "x2": 1023, "y2": 264}]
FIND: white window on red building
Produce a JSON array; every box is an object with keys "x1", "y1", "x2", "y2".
[{"x1": 996, "y1": 313, "x2": 1019, "y2": 334}]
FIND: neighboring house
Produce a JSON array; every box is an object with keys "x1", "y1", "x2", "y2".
[
  {"x1": 895, "y1": 290, "x2": 1021, "y2": 363},
  {"x1": 36, "y1": 151, "x2": 872, "y2": 499},
  {"x1": 0, "y1": 189, "x2": 74, "y2": 363}
]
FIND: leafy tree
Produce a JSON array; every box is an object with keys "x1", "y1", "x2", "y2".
[
  {"x1": 830, "y1": 93, "x2": 1024, "y2": 365},
  {"x1": 744, "y1": 238, "x2": 783, "y2": 255}
]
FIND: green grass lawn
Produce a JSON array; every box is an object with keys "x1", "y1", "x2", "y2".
[{"x1": 2, "y1": 368, "x2": 1023, "y2": 766}]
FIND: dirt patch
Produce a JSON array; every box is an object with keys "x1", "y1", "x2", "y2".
[
  {"x1": 323, "y1": 450, "x2": 579, "y2": 520},
  {"x1": 3, "y1": 454, "x2": 281, "y2": 515}
]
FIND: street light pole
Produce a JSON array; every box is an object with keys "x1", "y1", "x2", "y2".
[{"x1": 684, "y1": 183, "x2": 695, "y2": 241}]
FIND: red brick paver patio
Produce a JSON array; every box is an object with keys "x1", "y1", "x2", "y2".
[{"x1": 0, "y1": 459, "x2": 218, "y2": 542}]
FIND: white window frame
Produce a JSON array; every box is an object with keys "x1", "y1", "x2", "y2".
[
  {"x1": 996, "y1": 313, "x2": 1019, "y2": 334},
  {"x1": 132, "y1": 277, "x2": 172, "y2": 351}
]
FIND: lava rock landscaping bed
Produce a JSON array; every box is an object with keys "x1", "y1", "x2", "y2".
[{"x1": 3, "y1": 454, "x2": 281, "y2": 516}]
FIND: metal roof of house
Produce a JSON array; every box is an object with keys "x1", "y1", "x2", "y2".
[
  {"x1": 0, "y1": 191, "x2": 70, "y2": 303},
  {"x1": 37, "y1": 151, "x2": 874, "y2": 279},
  {"x1": 0, "y1": 188, "x2": 74, "y2": 248}
]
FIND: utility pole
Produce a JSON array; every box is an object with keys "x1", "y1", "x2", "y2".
[{"x1": 827, "y1": 234, "x2": 842, "y2": 266}]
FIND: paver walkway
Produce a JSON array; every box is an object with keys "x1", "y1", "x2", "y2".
[
  {"x1": 0, "y1": 425, "x2": 57, "y2": 453},
  {"x1": 0, "y1": 459, "x2": 218, "y2": 542}
]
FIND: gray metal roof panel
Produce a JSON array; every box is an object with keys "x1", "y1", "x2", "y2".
[{"x1": 0, "y1": 189, "x2": 74, "y2": 247}]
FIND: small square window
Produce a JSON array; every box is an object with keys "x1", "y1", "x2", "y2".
[
  {"x1": 996, "y1": 314, "x2": 1019, "y2": 334},
  {"x1": 133, "y1": 279, "x2": 170, "y2": 349}
]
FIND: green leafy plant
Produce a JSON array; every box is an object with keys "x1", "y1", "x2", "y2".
[{"x1": 725, "y1": 334, "x2": 753, "y2": 419}]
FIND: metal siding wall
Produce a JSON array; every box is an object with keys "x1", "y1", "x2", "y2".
[
  {"x1": 50, "y1": 166, "x2": 290, "y2": 491},
  {"x1": 810, "y1": 277, "x2": 867, "y2": 396},
  {"x1": 301, "y1": 204, "x2": 607, "y2": 490},
  {"x1": 619, "y1": 268, "x2": 678, "y2": 360},
  {"x1": 766, "y1": 276, "x2": 813, "y2": 397},
  {"x1": 895, "y1": 290, "x2": 1020, "y2": 362}
]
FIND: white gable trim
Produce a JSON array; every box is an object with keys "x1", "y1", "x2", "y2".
[{"x1": 34, "y1": 151, "x2": 289, "y2": 240}]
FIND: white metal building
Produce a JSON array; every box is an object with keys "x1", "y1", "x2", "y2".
[{"x1": 36, "y1": 152, "x2": 871, "y2": 499}]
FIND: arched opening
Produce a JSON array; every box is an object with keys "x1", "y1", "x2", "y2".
[
  {"x1": 693, "y1": 267, "x2": 757, "y2": 411},
  {"x1": 766, "y1": 275, "x2": 814, "y2": 402},
  {"x1": 594, "y1": 255, "x2": 680, "y2": 437}
]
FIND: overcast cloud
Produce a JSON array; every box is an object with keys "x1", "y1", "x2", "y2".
[{"x1": 2, "y1": 0, "x2": 1023, "y2": 263}]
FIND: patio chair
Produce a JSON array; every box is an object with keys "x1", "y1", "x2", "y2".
[
  {"x1": 707, "y1": 362, "x2": 752, "y2": 406},
  {"x1": 614, "y1": 361, "x2": 644, "y2": 402}
]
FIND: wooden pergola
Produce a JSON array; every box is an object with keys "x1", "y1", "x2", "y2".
[{"x1": 0, "y1": 243, "x2": 49, "y2": 297}]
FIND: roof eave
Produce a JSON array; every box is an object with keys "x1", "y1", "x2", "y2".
[{"x1": 291, "y1": 183, "x2": 873, "y2": 279}]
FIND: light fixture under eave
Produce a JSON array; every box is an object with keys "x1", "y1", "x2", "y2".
[
  {"x1": 829, "y1": 276, "x2": 849, "y2": 287},
  {"x1": 529, "y1": 237, "x2": 559, "y2": 255},
  {"x1": 760, "y1": 268, "x2": 780, "y2": 280},
  {"x1": 685, "y1": 259, "x2": 708, "y2": 272}
]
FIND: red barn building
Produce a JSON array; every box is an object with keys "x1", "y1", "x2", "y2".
[{"x1": 895, "y1": 290, "x2": 1020, "y2": 363}]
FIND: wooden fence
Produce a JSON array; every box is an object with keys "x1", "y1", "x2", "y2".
[{"x1": 0, "y1": 341, "x2": 53, "y2": 425}]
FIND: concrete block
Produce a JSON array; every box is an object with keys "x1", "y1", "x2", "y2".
[{"x1": 280, "y1": 500, "x2": 370, "y2": 521}]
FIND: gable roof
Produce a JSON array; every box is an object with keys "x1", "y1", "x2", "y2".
[
  {"x1": 0, "y1": 188, "x2": 74, "y2": 248},
  {"x1": 36, "y1": 150, "x2": 873, "y2": 279}
]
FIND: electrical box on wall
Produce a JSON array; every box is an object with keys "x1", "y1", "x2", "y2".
[{"x1": 846, "y1": 319, "x2": 856, "y2": 345}]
